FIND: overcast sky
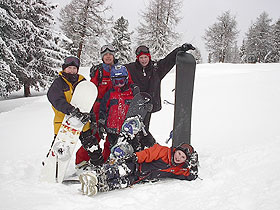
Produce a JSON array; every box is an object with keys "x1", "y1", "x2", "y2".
[{"x1": 49, "y1": 0, "x2": 280, "y2": 62}]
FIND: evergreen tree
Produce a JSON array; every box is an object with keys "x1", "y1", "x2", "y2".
[
  {"x1": 189, "y1": 48, "x2": 202, "y2": 64},
  {"x1": 1, "y1": 0, "x2": 67, "y2": 97},
  {"x1": 111, "y1": 16, "x2": 133, "y2": 64},
  {"x1": 59, "y1": 0, "x2": 112, "y2": 65},
  {"x1": 136, "y1": 0, "x2": 182, "y2": 59},
  {"x1": 203, "y1": 11, "x2": 239, "y2": 63},
  {"x1": 0, "y1": 38, "x2": 20, "y2": 97},
  {"x1": 0, "y1": 2, "x2": 20, "y2": 97},
  {"x1": 242, "y1": 12, "x2": 273, "y2": 63},
  {"x1": 271, "y1": 19, "x2": 280, "y2": 62}
]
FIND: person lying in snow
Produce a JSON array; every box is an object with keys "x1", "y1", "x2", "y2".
[{"x1": 79, "y1": 143, "x2": 199, "y2": 196}]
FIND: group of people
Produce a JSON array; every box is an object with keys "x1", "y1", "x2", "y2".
[{"x1": 47, "y1": 43, "x2": 198, "y2": 196}]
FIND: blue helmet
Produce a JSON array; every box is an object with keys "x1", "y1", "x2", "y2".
[{"x1": 110, "y1": 65, "x2": 128, "y2": 86}]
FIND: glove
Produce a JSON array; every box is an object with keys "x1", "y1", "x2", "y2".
[
  {"x1": 98, "y1": 119, "x2": 107, "y2": 139},
  {"x1": 181, "y1": 43, "x2": 195, "y2": 52},
  {"x1": 79, "y1": 130, "x2": 97, "y2": 150},
  {"x1": 189, "y1": 151, "x2": 199, "y2": 167},
  {"x1": 123, "y1": 153, "x2": 138, "y2": 164},
  {"x1": 70, "y1": 107, "x2": 90, "y2": 124},
  {"x1": 89, "y1": 113, "x2": 98, "y2": 135}
]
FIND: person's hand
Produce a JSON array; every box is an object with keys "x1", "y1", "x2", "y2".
[
  {"x1": 181, "y1": 43, "x2": 195, "y2": 52},
  {"x1": 123, "y1": 153, "x2": 138, "y2": 163},
  {"x1": 70, "y1": 107, "x2": 90, "y2": 124},
  {"x1": 98, "y1": 119, "x2": 107, "y2": 139},
  {"x1": 189, "y1": 151, "x2": 198, "y2": 167}
]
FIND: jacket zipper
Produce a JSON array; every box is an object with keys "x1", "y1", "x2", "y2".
[{"x1": 142, "y1": 68, "x2": 146, "y2": 76}]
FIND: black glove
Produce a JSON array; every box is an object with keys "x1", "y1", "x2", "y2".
[
  {"x1": 70, "y1": 107, "x2": 90, "y2": 124},
  {"x1": 132, "y1": 85, "x2": 140, "y2": 96},
  {"x1": 79, "y1": 130, "x2": 97, "y2": 150},
  {"x1": 181, "y1": 43, "x2": 195, "y2": 52},
  {"x1": 79, "y1": 130, "x2": 104, "y2": 166},
  {"x1": 98, "y1": 119, "x2": 107, "y2": 139},
  {"x1": 123, "y1": 153, "x2": 138, "y2": 164},
  {"x1": 189, "y1": 151, "x2": 199, "y2": 167},
  {"x1": 89, "y1": 112, "x2": 98, "y2": 135}
]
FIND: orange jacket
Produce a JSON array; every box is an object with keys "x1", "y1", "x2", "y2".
[{"x1": 135, "y1": 144, "x2": 197, "y2": 180}]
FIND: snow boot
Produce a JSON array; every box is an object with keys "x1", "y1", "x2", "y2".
[{"x1": 79, "y1": 172, "x2": 98, "y2": 196}]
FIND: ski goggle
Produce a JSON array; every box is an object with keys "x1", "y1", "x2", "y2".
[
  {"x1": 135, "y1": 45, "x2": 150, "y2": 55},
  {"x1": 112, "y1": 77, "x2": 126, "y2": 86},
  {"x1": 101, "y1": 44, "x2": 115, "y2": 54},
  {"x1": 64, "y1": 56, "x2": 80, "y2": 67}
]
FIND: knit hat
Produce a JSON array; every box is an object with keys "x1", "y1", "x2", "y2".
[
  {"x1": 100, "y1": 44, "x2": 115, "y2": 59},
  {"x1": 175, "y1": 143, "x2": 194, "y2": 159},
  {"x1": 62, "y1": 56, "x2": 80, "y2": 71},
  {"x1": 135, "y1": 45, "x2": 151, "y2": 61}
]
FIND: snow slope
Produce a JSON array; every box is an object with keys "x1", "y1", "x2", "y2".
[{"x1": 1, "y1": 63, "x2": 280, "y2": 210}]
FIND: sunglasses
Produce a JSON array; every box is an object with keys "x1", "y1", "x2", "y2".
[
  {"x1": 64, "y1": 56, "x2": 80, "y2": 66},
  {"x1": 101, "y1": 44, "x2": 115, "y2": 54},
  {"x1": 135, "y1": 46, "x2": 150, "y2": 55},
  {"x1": 112, "y1": 78, "x2": 126, "y2": 86}
]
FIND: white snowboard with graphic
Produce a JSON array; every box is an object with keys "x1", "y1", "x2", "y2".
[{"x1": 40, "y1": 81, "x2": 97, "y2": 183}]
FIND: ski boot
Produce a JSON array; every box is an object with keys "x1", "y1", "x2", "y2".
[{"x1": 79, "y1": 172, "x2": 98, "y2": 196}]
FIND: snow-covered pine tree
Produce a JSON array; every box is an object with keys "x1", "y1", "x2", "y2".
[
  {"x1": 271, "y1": 19, "x2": 280, "y2": 62},
  {"x1": 59, "y1": 0, "x2": 112, "y2": 65},
  {"x1": 0, "y1": 59, "x2": 19, "y2": 98},
  {"x1": 0, "y1": 3, "x2": 21, "y2": 97},
  {"x1": 1, "y1": 0, "x2": 69, "y2": 97},
  {"x1": 242, "y1": 12, "x2": 273, "y2": 63},
  {"x1": 111, "y1": 16, "x2": 133, "y2": 64},
  {"x1": 203, "y1": 10, "x2": 239, "y2": 63},
  {"x1": 189, "y1": 48, "x2": 202, "y2": 64},
  {"x1": 136, "y1": 0, "x2": 181, "y2": 60}
]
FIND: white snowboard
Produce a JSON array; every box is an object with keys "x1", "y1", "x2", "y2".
[{"x1": 40, "y1": 81, "x2": 97, "y2": 183}]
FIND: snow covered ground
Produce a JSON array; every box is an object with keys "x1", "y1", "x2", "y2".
[{"x1": 1, "y1": 63, "x2": 280, "y2": 210}]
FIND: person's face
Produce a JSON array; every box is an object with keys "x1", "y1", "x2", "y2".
[
  {"x1": 138, "y1": 54, "x2": 150, "y2": 67},
  {"x1": 173, "y1": 150, "x2": 187, "y2": 164},
  {"x1": 103, "y1": 53, "x2": 114, "y2": 65},
  {"x1": 64, "y1": 66, "x2": 78, "y2": 74}
]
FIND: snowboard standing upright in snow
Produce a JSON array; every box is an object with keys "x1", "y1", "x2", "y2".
[
  {"x1": 172, "y1": 52, "x2": 196, "y2": 147},
  {"x1": 40, "y1": 81, "x2": 97, "y2": 183}
]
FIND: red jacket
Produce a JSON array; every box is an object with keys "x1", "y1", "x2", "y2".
[
  {"x1": 99, "y1": 84, "x2": 137, "y2": 133},
  {"x1": 135, "y1": 144, "x2": 197, "y2": 181},
  {"x1": 90, "y1": 63, "x2": 133, "y2": 122}
]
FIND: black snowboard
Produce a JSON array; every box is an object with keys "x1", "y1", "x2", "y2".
[
  {"x1": 119, "y1": 92, "x2": 152, "y2": 137},
  {"x1": 110, "y1": 92, "x2": 152, "y2": 159},
  {"x1": 172, "y1": 52, "x2": 196, "y2": 147},
  {"x1": 125, "y1": 92, "x2": 152, "y2": 121}
]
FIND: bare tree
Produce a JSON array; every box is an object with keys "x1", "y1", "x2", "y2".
[
  {"x1": 137, "y1": 0, "x2": 182, "y2": 59},
  {"x1": 203, "y1": 11, "x2": 239, "y2": 63},
  {"x1": 59, "y1": 0, "x2": 111, "y2": 63}
]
